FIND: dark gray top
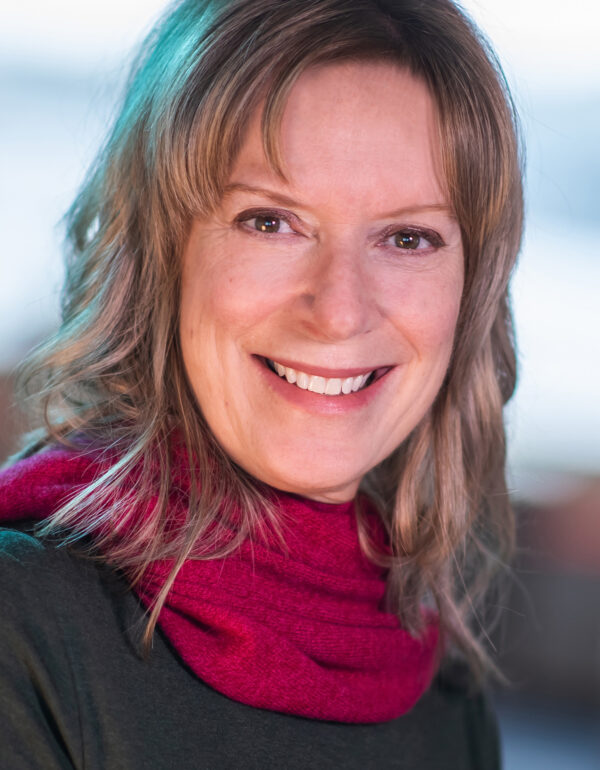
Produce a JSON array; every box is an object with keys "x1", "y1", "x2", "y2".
[{"x1": 0, "y1": 528, "x2": 501, "y2": 769}]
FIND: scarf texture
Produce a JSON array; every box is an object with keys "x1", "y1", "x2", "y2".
[{"x1": 0, "y1": 446, "x2": 440, "y2": 723}]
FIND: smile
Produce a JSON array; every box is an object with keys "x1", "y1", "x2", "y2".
[{"x1": 265, "y1": 358, "x2": 378, "y2": 396}]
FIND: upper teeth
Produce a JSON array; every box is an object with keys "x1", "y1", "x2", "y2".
[{"x1": 269, "y1": 360, "x2": 373, "y2": 395}]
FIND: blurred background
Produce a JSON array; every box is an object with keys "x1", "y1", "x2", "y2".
[{"x1": 0, "y1": 1, "x2": 599, "y2": 766}]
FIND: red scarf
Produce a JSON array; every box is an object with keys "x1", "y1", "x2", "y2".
[{"x1": 0, "y1": 447, "x2": 440, "y2": 723}]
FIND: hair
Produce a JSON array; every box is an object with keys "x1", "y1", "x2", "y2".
[{"x1": 13, "y1": 0, "x2": 523, "y2": 677}]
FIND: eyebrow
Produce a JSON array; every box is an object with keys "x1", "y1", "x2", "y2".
[
  {"x1": 222, "y1": 182, "x2": 456, "y2": 220},
  {"x1": 222, "y1": 183, "x2": 301, "y2": 209}
]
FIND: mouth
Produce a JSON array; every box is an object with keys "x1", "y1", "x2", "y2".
[{"x1": 261, "y1": 357, "x2": 391, "y2": 396}]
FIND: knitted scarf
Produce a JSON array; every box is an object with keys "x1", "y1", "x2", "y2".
[{"x1": 0, "y1": 446, "x2": 440, "y2": 723}]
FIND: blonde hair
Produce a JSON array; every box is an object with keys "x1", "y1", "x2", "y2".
[{"x1": 15, "y1": 0, "x2": 523, "y2": 675}]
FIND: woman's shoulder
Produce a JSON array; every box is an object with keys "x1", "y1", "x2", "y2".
[
  {"x1": 0, "y1": 527, "x2": 149, "y2": 769},
  {"x1": 0, "y1": 525, "x2": 141, "y2": 665},
  {"x1": 0, "y1": 529, "x2": 102, "y2": 767},
  {"x1": 0, "y1": 526, "x2": 83, "y2": 598},
  {"x1": 0, "y1": 526, "x2": 102, "y2": 591},
  {"x1": 0, "y1": 527, "x2": 129, "y2": 651}
]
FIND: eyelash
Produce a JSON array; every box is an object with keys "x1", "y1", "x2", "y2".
[{"x1": 234, "y1": 208, "x2": 445, "y2": 253}]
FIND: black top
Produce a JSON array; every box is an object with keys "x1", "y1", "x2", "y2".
[{"x1": 0, "y1": 528, "x2": 501, "y2": 769}]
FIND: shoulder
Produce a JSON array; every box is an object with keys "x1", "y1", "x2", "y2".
[
  {"x1": 0, "y1": 526, "x2": 95, "y2": 594},
  {"x1": 0, "y1": 528, "x2": 144, "y2": 768},
  {"x1": 0, "y1": 526, "x2": 145, "y2": 685},
  {"x1": 0, "y1": 527, "x2": 138, "y2": 653},
  {"x1": 0, "y1": 529, "x2": 105, "y2": 649},
  {"x1": 0, "y1": 530, "x2": 88, "y2": 766},
  {"x1": 0, "y1": 527, "x2": 76, "y2": 606}
]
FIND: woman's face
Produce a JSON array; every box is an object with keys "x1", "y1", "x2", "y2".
[{"x1": 180, "y1": 61, "x2": 464, "y2": 502}]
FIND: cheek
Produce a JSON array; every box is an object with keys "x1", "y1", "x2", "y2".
[
  {"x1": 421, "y1": 292, "x2": 462, "y2": 351},
  {"x1": 179, "y1": 265, "x2": 250, "y2": 427},
  {"x1": 383, "y1": 269, "x2": 463, "y2": 357},
  {"x1": 189, "y1": 244, "x2": 296, "y2": 334},
  {"x1": 210, "y1": 265, "x2": 273, "y2": 325},
  {"x1": 181, "y1": 260, "x2": 253, "y2": 343},
  {"x1": 180, "y1": 258, "x2": 293, "y2": 384}
]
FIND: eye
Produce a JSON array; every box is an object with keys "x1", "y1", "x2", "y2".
[
  {"x1": 384, "y1": 228, "x2": 444, "y2": 252},
  {"x1": 394, "y1": 231, "x2": 425, "y2": 250},
  {"x1": 252, "y1": 214, "x2": 283, "y2": 233},
  {"x1": 236, "y1": 210, "x2": 295, "y2": 235}
]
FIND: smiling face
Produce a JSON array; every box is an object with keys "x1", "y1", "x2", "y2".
[{"x1": 180, "y1": 61, "x2": 464, "y2": 502}]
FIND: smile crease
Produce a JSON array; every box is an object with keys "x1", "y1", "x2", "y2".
[{"x1": 266, "y1": 359, "x2": 375, "y2": 395}]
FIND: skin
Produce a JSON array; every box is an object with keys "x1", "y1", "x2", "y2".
[{"x1": 180, "y1": 61, "x2": 464, "y2": 503}]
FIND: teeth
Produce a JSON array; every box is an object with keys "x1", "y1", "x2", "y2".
[
  {"x1": 296, "y1": 371, "x2": 309, "y2": 389},
  {"x1": 357, "y1": 373, "x2": 370, "y2": 391},
  {"x1": 268, "y1": 360, "x2": 373, "y2": 396},
  {"x1": 308, "y1": 375, "x2": 326, "y2": 394},
  {"x1": 325, "y1": 378, "x2": 342, "y2": 396}
]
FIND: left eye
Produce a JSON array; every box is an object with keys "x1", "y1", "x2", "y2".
[{"x1": 387, "y1": 230, "x2": 432, "y2": 250}]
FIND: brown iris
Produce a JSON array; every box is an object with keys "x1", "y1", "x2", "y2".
[
  {"x1": 255, "y1": 215, "x2": 281, "y2": 233},
  {"x1": 394, "y1": 232, "x2": 421, "y2": 249}
]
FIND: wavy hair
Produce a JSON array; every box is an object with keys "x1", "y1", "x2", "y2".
[{"x1": 14, "y1": 0, "x2": 523, "y2": 675}]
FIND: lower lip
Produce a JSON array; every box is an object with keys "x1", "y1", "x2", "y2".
[{"x1": 252, "y1": 356, "x2": 394, "y2": 415}]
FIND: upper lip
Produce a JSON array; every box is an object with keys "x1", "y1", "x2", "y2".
[{"x1": 258, "y1": 355, "x2": 392, "y2": 378}]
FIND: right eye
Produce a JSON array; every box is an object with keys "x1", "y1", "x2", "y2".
[
  {"x1": 252, "y1": 214, "x2": 282, "y2": 233},
  {"x1": 237, "y1": 211, "x2": 295, "y2": 235}
]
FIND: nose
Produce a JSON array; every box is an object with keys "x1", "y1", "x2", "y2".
[{"x1": 297, "y1": 241, "x2": 378, "y2": 342}]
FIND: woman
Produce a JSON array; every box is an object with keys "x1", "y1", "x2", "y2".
[{"x1": 0, "y1": 0, "x2": 522, "y2": 767}]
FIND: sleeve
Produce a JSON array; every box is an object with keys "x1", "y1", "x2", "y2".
[{"x1": 0, "y1": 530, "x2": 83, "y2": 769}]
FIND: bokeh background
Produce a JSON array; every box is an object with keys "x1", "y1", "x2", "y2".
[{"x1": 1, "y1": 1, "x2": 599, "y2": 766}]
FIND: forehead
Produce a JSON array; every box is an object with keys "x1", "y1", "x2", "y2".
[{"x1": 227, "y1": 61, "x2": 448, "y2": 216}]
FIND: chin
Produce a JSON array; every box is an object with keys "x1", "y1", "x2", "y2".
[{"x1": 253, "y1": 462, "x2": 364, "y2": 503}]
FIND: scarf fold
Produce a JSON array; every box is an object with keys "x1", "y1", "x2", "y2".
[{"x1": 0, "y1": 447, "x2": 440, "y2": 723}]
